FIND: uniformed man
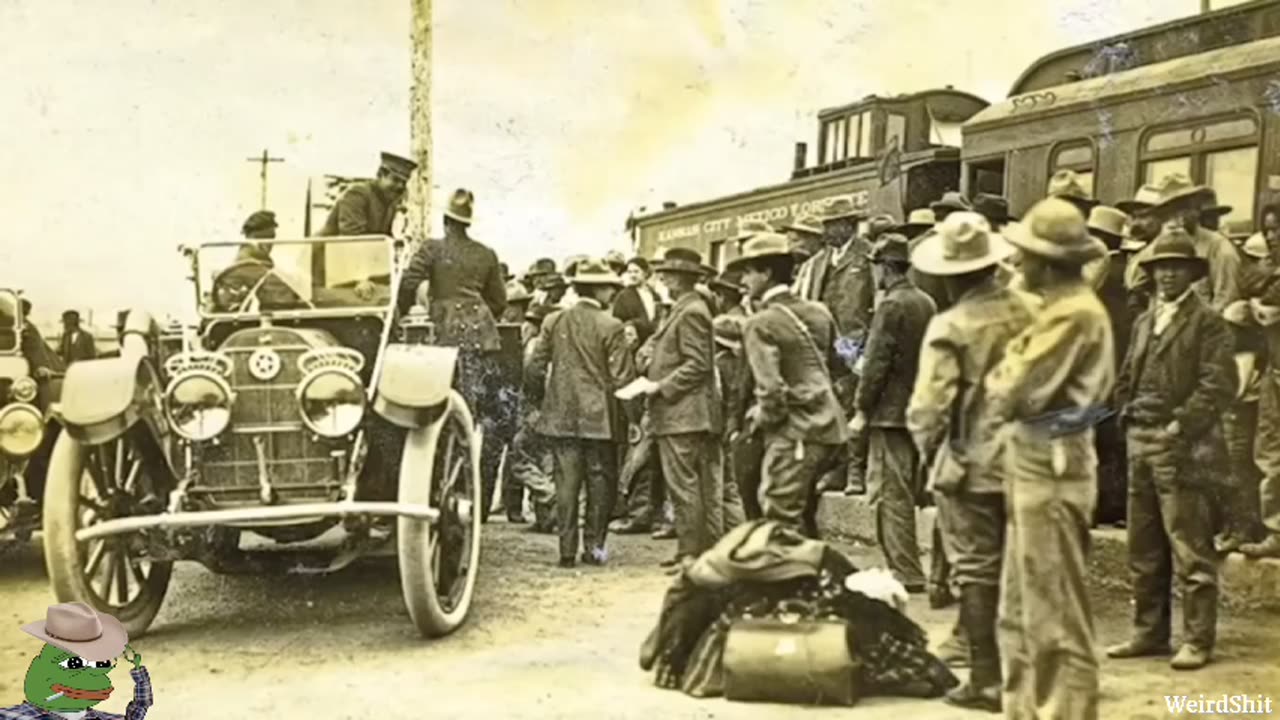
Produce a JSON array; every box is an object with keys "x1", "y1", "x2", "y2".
[
  {"x1": 317, "y1": 152, "x2": 416, "y2": 237},
  {"x1": 1108, "y1": 229, "x2": 1233, "y2": 672},
  {"x1": 731, "y1": 233, "x2": 849, "y2": 538},
  {"x1": 851, "y1": 233, "x2": 936, "y2": 591},
  {"x1": 398, "y1": 188, "x2": 508, "y2": 521},
  {"x1": 908, "y1": 211, "x2": 1033, "y2": 713},
  {"x1": 984, "y1": 198, "x2": 1114, "y2": 719},
  {"x1": 58, "y1": 310, "x2": 96, "y2": 366}
]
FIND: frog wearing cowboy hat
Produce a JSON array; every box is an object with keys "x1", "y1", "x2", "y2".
[{"x1": 2, "y1": 603, "x2": 153, "y2": 719}]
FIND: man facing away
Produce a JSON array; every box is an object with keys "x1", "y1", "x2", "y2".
[
  {"x1": 731, "y1": 232, "x2": 849, "y2": 539},
  {"x1": 1107, "y1": 228, "x2": 1233, "y2": 672},
  {"x1": 317, "y1": 152, "x2": 415, "y2": 237},
  {"x1": 850, "y1": 233, "x2": 936, "y2": 592},
  {"x1": 983, "y1": 198, "x2": 1114, "y2": 720},
  {"x1": 526, "y1": 259, "x2": 634, "y2": 567},
  {"x1": 907, "y1": 212, "x2": 1033, "y2": 713}
]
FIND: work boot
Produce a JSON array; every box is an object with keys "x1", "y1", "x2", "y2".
[
  {"x1": 1239, "y1": 534, "x2": 1280, "y2": 558},
  {"x1": 944, "y1": 584, "x2": 1001, "y2": 713},
  {"x1": 651, "y1": 525, "x2": 676, "y2": 540},
  {"x1": 1105, "y1": 639, "x2": 1173, "y2": 658},
  {"x1": 934, "y1": 618, "x2": 971, "y2": 668},
  {"x1": 1171, "y1": 644, "x2": 1211, "y2": 670},
  {"x1": 609, "y1": 517, "x2": 653, "y2": 535},
  {"x1": 929, "y1": 582, "x2": 956, "y2": 609}
]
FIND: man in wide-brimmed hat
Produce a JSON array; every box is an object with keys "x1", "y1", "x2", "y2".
[
  {"x1": 1119, "y1": 184, "x2": 1166, "y2": 310},
  {"x1": 629, "y1": 247, "x2": 730, "y2": 566},
  {"x1": 1109, "y1": 228, "x2": 1234, "y2": 672},
  {"x1": 728, "y1": 232, "x2": 848, "y2": 538},
  {"x1": 983, "y1": 197, "x2": 1114, "y2": 716},
  {"x1": 526, "y1": 259, "x2": 636, "y2": 567},
  {"x1": 894, "y1": 208, "x2": 937, "y2": 240},
  {"x1": 521, "y1": 257, "x2": 557, "y2": 293},
  {"x1": 1128, "y1": 173, "x2": 1241, "y2": 313},
  {"x1": 971, "y1": 193, "x2": 1017, "y2": 231},
  {"x1": 318, "y1": 151, "x2": 416, "y2": 237},
  {"x1": 906, "y1": 211, "x2": 1034, "y2": 712},
  {"x1": 930, "y1": 191, "x2": 972, "y2": 221},
  {"x1": 1198, "y1": 188, "x2": 1233, "y2": 233},
  {"x1": 501, "y1": 281, "x2": 533, "y2": 324},
  {"x1": 851, "y1": 233, "x2": 936, "y2": 594},
  {"x1": 398, "y1": 187, "x2": 509, "y2": 519},
  {"x1": 7, "y1": 603, "x2": 152, "y2": 718},
  {"x1": 709, "y1": 269, "x2": 748, "y2": 319},
  {"x1": 1046, "y1": 169, "x2": 1099, "y2": 217}
]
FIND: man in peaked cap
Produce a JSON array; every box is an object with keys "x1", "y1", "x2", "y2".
[
  {"x1": 851, "y1": 233, "x2": 936, "y2": 593},
  {"x1": 1109, "y1": 228, "x2": 1234, "y2": 672},
  {"x1": 983, "y1": 197, "x2": 1114, "y2": 717},
  {"x1": 235, "y1": 210, "x2": 277, "y2": 265},
  {"x1": 729, "y1": 233, "x2": 849, "y2": 538},
  {"x1": 318, "y1": 151, "x2": 416, "y2": 237},
  {"x1": 1128, "y1": 173, "x2": 1241, "y2": 313},
  {"x1": 398, "y1": 187, "x2": 509, "y2": 520},
  {"x1": 526, "y1": 259, "x2": 636, "y2": 567},
  {"x1": 907, "y1": 211, "x2": 1033, "y2": 712}
]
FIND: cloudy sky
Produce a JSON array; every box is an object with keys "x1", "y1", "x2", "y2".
[{"x1": 0, "y1": 0, "x2": 1232, "y2": 325}]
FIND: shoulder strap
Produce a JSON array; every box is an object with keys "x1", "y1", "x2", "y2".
[{"x1": 772, "y1": 302, "x2": 830, "y2": 378}]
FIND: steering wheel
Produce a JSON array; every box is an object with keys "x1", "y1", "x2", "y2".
[{"x1": 211, "y1": 260, "x2": 315, "y2": 312}]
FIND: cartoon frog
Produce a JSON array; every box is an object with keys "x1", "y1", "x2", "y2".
[{"x1": 1, "y1": 603, "x2": 152, "y2": 719}]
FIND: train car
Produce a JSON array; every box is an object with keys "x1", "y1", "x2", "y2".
[
  {"x1": 961, "y1": 0, "x2": 1280, "y2": 236},
  {"x1": 631, "y1": 88, "x2": 988, "y2": 268}
]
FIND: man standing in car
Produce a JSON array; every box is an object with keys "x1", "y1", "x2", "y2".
[{"x1": 317, "y1": 152, "x2": 416, "y2": 237}]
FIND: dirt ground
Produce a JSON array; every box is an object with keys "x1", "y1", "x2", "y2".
[{"x1": 1, "y1": 521, "x2": 1278, "y2": 719}]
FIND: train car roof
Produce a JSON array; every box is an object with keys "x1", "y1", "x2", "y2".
[
  {"x1": 964, "y1": 34, "x2": 1280, "y2": 131},
  {"x1": 1009, "y1": 0, "x2": 1280, "y2": 96},
  {"x1": 815, "y1": 88, "x2": 989, "y2": 122}
]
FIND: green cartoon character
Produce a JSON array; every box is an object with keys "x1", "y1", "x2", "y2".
[{"x1": 2, "y1": 603, "x2": 153, "y2": 719}]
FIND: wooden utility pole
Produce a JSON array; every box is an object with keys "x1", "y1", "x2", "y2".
[
  {"x1": 407, "y1": 0, "x2": 432, "y2": 242},
  {"x1": 246, "y1": 149, "x2": 284, "y2": 210}
]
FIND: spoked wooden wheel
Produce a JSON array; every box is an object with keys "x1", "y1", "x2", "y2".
[
  {"x1": 397, "y1": 390, "x2": 483, "y2": 637},
  {"x1": 42, "y1": 430, "x2": 172, "y2": 636}
]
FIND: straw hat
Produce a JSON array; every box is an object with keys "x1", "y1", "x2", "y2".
[
  {"x1": 910, "y1": 211, "x2": 1014, "y2": 276},
  {"x1": 1087, "y1": 206, "x2": 1128, "y2": 246},
  {"x1": 1115, "y1": 184, "x2": 1164, "y2": 215},
  {"x1": 571, "y1": 258, "x2": 624, "y2": 286},
  {"x1": 21, "y1": 603, "x2": 128, "y2": 663},
  {"x1": 725, "y1": 232, "x2": 795, "y2": 273},
  {"x1": 735, "y1": 219, "x2": 775, "y2": 242},
  {"x1": 893, "y1": 208, "x2": 937, "y2": 237},
  {"x1": 1137, "y1": 228, "x2": 1207, "y2": 280},
  {"x1": 1004, "y1": 198, "x2": 1106, "y2": 266},
  {"x1": 781, "y1": 214, "x2": 824, "y2": 236},
  {"x1": 710, "y1": 270, "x2": 746, "y2": 295}
]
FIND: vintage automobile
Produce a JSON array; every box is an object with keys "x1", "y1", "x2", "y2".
[
  {"x1": 0, "y1": 289, "x2": 62, "y2": 546},
  {"x1": 41, "y1": 235, "x2": 483, "y2": 638}
]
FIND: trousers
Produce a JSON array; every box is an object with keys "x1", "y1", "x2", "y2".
[
  {"x1": 729, "y1": 432, "x2": 764, "y2": 520},
  {"x1": 999, "y1": 424, "x2": 1099, "y2": 720},
  {"x1": 1125, "y1": 426, "x2": 1219, "y2": 651},
  {"x1": 506, "y1": 423, "x2": 556, "y2": 528},
  {"x1": 934, "y1": 490, "x2": 1005, "y2": 587},
  {"x1": 551, "y1": 438, "x2": 617, "y2": 561},
  {"x1": 760, "y1": 435, "x2": 838, "y2": 539},
  {"x1": 455, "y1": 349, "x2": 505, "y2": 521},
  {"x1": 656, "y1": 432, "x2": 725, "y2": 557},
  {"x1": 1220, "y1": 400, "x2": 1262, "y2": 540},
  {"x1": 1255, "y1": 373, "x2": 1280, "y2": 535},
  {"x1": 867, "y1": 427, "x2": 925, "y2": 587}
]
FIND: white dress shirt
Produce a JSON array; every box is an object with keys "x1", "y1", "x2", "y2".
[{"x1": 1153, "y1": 287, "x2": 1193, "y2": 336}]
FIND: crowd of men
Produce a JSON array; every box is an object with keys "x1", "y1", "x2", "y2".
[{"x1": 284, "y1": 152, "x2": 1280, "y2": 719}]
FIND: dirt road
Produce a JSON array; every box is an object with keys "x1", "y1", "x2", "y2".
[{"x1": 1, "y1": 522, "x2": 1277, "y2": 719}]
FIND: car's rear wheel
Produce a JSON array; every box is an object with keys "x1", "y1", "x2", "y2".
[
  {"x1": 397, "y1": 390, "x2": 482, "y2": 638},
  {"x1": 42, "y1": 429, "x2": 172, "y2": 637}
]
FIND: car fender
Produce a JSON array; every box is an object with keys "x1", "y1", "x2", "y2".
[
  {"x1": 373, "y1": 343, "x2": 458, "y2": 429},
  {"x1": 54, "y1": 355, "x2": 166, "y2": 446}
]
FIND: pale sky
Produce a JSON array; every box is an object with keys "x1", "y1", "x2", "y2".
[{"x1": 0, "y1": 0, "x2": 1229, "y2": 326}]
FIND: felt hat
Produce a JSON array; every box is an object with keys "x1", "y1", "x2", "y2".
[
  {"x1": 911, "y1": 211, "x2": 1014, "y2": 276},
  {"x1": 893, "y1": 208, "x2": 937, "y2": 236},
  {"x1": 506, "y1": 281, "x2": 532, "y2": 304},
  {"x1": 821, "y1": 197, "x2": 866, "y2": 223},
  {"x1": 781, "y1": 214, "x2": 823, "y2": 236},
  {"x1": 1200, "y1": 188, "x2": 1233, "y2": 219},
  {"x1": 21, "y1": 603, "x2": 128, "y2": 663},
  {"x1": 725, "y1": 232, "x2": 795, "y2": 273},
  {"x1": 537, "y1": 272, "x2": 567, "y2": 291},
  {"x1": 864, "y1": 213, "x2": 898, "y2": 241},
  {"x1": 1138, "y1": 228, "x2": 1207, "y2": 279},
  {"x1": 443, "y1": 188, "x2": 474, "y2": 225},
  {"x1": 868, "y1": 233, "x2": 912, "y2": 264},
  {"x1": 713, "y1": 315, "x2": 744, "y2": 350},
  {"x1": 1148, "y1": 173, "x2": 1215, "y2": 215},
  {"x1": 972, "y1": 193, "x2": 1017, "y2": 224},
  {"x1": 380, "y1": 152, "x2": 418, "y2": 181},
  {"x1": 1115, "y1": 184, "x2": 1164, "y2": 215},
  {"x1": 1242, "y1": 232, "x2": 1269, "y2": 260},
  {"x1": 930, "y1": 191, "x2": 972, "y2": 215},
  {"x1": 710, "y1": 269, "x2": 746, "y2": 295},
  {"x1": 1047, "y1": 169, "x2": 1098, "y2": 213},
  {"x1": 653, "y1": 247, "x2": 706, "y2": 275},
  {"x1": 1004, "y1": 198, "x2": 1106, "y2": 266},
  {"x1": 571, "y1": 258, "x2": 624, "y2": 286},
  {"x1": 241, "y1": 210, "x2": 277, "y2": 236},
  {"x1": 525, "y1": 258, "x2": 557, "y2": 279},
  {"x1": 1087, "y1": 205, "x2": 1128, "y2": 243}
]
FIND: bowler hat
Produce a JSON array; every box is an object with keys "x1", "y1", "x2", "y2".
[
  {"x1": 781, "y1": 214, "x2": 823, "y2": 236},
  {"x1": 1138, "y1": 228, "x2": 1207, "y2": 279},
  {"x1": 1149, "y1": 173, "x2": 1215, "y2": 215},
  {"x1": 868, "y1": 233, "x2": 912, "y2": 264},
  {"x1": 725, "y1": 232, "x2": 794, "y2": 273},
  {"x1": 911, "y1": 211, "x2": 1014, "y2": 276},
  {"x1": 1004, "y1": 198, "x2": 1105, "y2": 266},
  {"x1": 571, "y1": 258, "x2": 624, "y2": 287},
  {"x1": 893, "y1": 208, "x2": 937, "y2": 237},
  {"x1": 242, "y1": 210, "x2": 278, "y2": 236},
  {"x1": 21, "y1": 603, "x2": 128, "y2": 663},
  {"x1": 443, "y1": 188, "x2": 474, "y2": 225},
  {"x1": 972, "y1": 194, "x2": 1016, "y2": 224},
  {"x1": 1087, "y1": 205, "x2": 1128, "y2": 245},
  {"x1": 1115, "y1": 184, "x2": 1164, "y2": 215},
  {"x1": 930, "y1": 191, "x2": 972, "y2": 215},
  {"x1": 380, "y1": 152, "x2": 418, "y2": 180},
  {"x1": 821, "y1": 197, "x2": 866, "y2": 223},
  {"x1": 1047, "y1": 170, "x2": 1098, "y2": 213},
  {"x1": 653, "y1": 247, "x2": 706, "y2": 275}
]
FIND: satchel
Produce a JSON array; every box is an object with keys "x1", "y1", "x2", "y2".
[{"x1": 722, "y1": 605, "x2": 861, "y2": 706}]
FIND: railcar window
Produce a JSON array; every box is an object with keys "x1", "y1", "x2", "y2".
[
  {"x1": 1205, "y1": 147, "x2": 1258, "y2": 235},
  {"x1": 886, "y1": 113, "x2": 906, "y2": 151},
  {"x1": 1050, "y1": 141, "x2": 1095, "y2": 196},
  {"x1": 857, "y1": 111, "x2": 874, "y2": 159},
  {"x1": 709, "y1": 240, "x2": 724, "y2": 272},
  {"x1": 1140, "y1": 114, "x2": 1260, "y2": 233}
]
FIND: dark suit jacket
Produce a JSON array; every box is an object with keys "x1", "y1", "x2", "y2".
[
  {"x1": 526, "y1": 300, "x2": 635, "y2": 441},
  {"x1": 810, "y1": 239, "x2": 876, "y2": 350},
  {"x1": 397, "y1": 234, "x2": 508, "y2": 352},
  {"x1": 744, "y1": 290, "x2": 849, "y2": 445},
  {"x1": 1116, "y1": 292, "x2": 1234, "y2": 439},
  {"x1": 318, "y1": 182, "x2": 399, "y2": 237},
  {"x1": 612, "y1": 285, "x2": 661, "y2": 342},
  {"x1": 856, "y1": 278, "x2": 937, "y2": 428},
  {"x1": 645, "y1": 291, "x2": 721, "y2": 436},
  {"x1": 59, "y1": 329, "x2": 97, "y2": 365}
]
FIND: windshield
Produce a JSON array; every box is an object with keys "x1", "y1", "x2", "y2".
[
  {"x1": 195, "y1": 238, "x2": 395, "y2": 316},
  {"x1": 0, "y1": 290, "x2": 19, "y2": 353}
]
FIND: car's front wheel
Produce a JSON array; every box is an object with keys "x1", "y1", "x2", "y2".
[{"x1": 42, "y1": 429, "x2": 172, "y2": 637}]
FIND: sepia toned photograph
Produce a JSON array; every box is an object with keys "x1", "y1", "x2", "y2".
[{"x1": 2, "y1": 0, "x2": 1279, "y2": 717}]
